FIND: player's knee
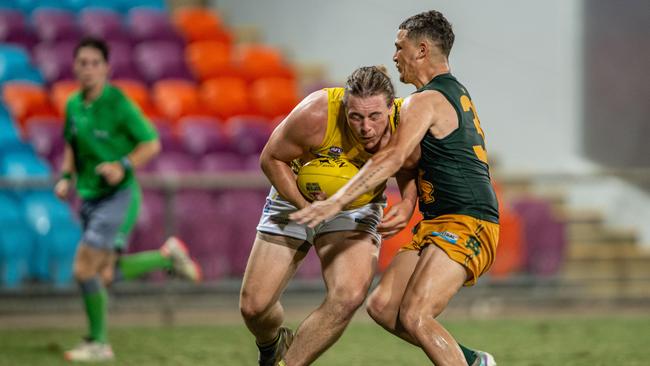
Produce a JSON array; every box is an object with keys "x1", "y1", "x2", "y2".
[
  {"x1": 73, "y1": 259, "x2": 97, "y2": 281},
  {"x1": 327, "y1": 286, "x2": 368, "y2": 317},
  {"x1": 239, "y1": 291, "x2": 272, "y2": 321},
  {"x1": 366, "y1": 289, "x2": 393, "y2": 326}
]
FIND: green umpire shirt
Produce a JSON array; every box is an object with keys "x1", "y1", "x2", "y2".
[{"x1": 63, "y1": 84, "x2": 158, "y2": 200}]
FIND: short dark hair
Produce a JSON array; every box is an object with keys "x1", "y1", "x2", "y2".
[
  {"x1": 399, "y1": 10, "x2": 455, "y2": 57},
  {"x1": 74, "y1": 37, "x2": 110, "y2": 62},
  {"x1": 343, "y1": 65, "x2": 395, "y2": 107}
]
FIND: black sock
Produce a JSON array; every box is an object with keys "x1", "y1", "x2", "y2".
[{"x1": 256, "y1": 331, "x2": 280, "y2": 352}]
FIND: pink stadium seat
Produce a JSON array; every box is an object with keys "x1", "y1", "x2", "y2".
[
  {"x1": 225, "y1": 116, "x2": 273, "y2": 156},
  {"x1": 126, "y1": 7, "x2": 184, "y2": 44},
  {"x1": 33, "y1": 41, "x2": 77, "y2": 84},
  {"x1": 24, "y1": 116, "x2": 65, "y2": 164},
  {"x1": 176, "y1": 116, "x2": 231, "y2": 156},
  {"x1": 134, "y1": 41, "x2": 193, "y2": 83},
  {"x1": 31, "y1": 8, "x2": 79, "y2": 42},
  {"x1": 79, "y1": 8, "x2": 126, "y2": 42}
]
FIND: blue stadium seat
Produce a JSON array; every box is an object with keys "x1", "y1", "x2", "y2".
[
  {"x1": 0, "y1": 192, "x2": 33, "y2": 288},
  {"x1": 21, "y1": 190, "x2": 80, "y2": 285},
  {"x1": 120, "y1": 0, "x2": 167, "y2": 14},
  {"x1": 0, "y1": 45, "x2": 44, "y2": 84},
  {"x1": 28, "y1": 0, "x2": 89, "y2": 13},
  {"x1": 0, "y1": 151, "x2": 51, "y2": 179}
]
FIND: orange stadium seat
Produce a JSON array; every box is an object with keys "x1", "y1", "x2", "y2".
[
  {"x1": 249, "y1": 77, "x2": 299, "y2": 118},
  {"x1": 185, "y1": 41, "x2": 240, "y2": 80},
  {"x1": 378, "y1": 190, "x2": 423, "y2": 272},
  {"x1": 172, "y1": 7, "x2": 233, "y2": 44},
  {"x1": 200, "y1": 77, "x2": 250, "y2": 120},
  {"x1": 152, "y1": 79, "x2": 201, "y2": 122},
  {"x1": 2, "y1": 82, "x2": 56, "y2": 125},
  {"x1": 237, "y1": 44, "x2": 295, "y2": 81},
  {"x1": 111, "y1": 79, "x2": 158, "y2": 118},
  {"x1": 490, "y1": 182, "x2": 525, "y2": 278},
  {"x1": 50, "y1": 80, "x2": 79, "y2": 117}
]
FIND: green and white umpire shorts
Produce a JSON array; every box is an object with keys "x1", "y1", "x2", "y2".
[
  {"x1": 79, "y1": 183, "x2": 141, "y2": 251},
  {"x1": 256, "y1": 186, "x2": 385, "y2": 248}
]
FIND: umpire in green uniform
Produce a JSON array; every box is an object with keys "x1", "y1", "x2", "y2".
[{"x1": 54, "y1": 37, "x2": 164, "y2": 362}]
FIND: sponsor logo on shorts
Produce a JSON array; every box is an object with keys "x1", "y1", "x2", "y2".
[
  {"x1": 355, "y1": 217, "x2": 378, "y2": 227},
  {"x1": 270, "y1": 215, "x2": 290, "y2": 225},
  {"x1": 431, "y1": 231, "x2": 459, "y2": 244}
]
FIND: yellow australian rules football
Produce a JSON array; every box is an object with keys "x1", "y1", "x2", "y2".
[{"x1": 296, "y1": 156, "x2": 375, "y2": 209}]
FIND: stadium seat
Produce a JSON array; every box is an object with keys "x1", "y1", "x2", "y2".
[
  {"x1": 33, "y1": 41, "x2": 76, "y2": 84},
  {"x1": 2, "y1": 81, "x2": 56, "y2": 124},
  {"x1": 0, "y1": 150, "x2": 51, "y2": 178},
  {"x1": 151, "y1": 151, "x2": 197, "y2": 174},
  {"x1": 225, "y1": 116, "x2": 273, "y2": 155},
  {"x1": 0, "y1": 45, "x2": 44, "y2": 84},
  {"x1": 111, "y1": 78, "x2": 155, "y2": 116},
  {"x1": 237, "y1": 44, "x2": 295, "y2": 81},
  {"x1": 199, "y1": 77, "x2": 250, "y2": 120},
  {"x1": 134, "y1": 41, "x2": 193, "y2": 83},
  {"x1": 376, "y1": 189, "x2": 423, "y2": 273},
  {"x1": 176, "y1": 116, "x2": 231, "y2": 156},
  {"x1": 79, "y1": 8, "x2": 127, "y2": 42},
  {"x1": 172, "y1": 7, "x2": 233, "y2": 44},
  {"x1": 50, "y1": 79, "x2": 78, "y2": 116},
  {"x1": 512, "y1": 198, "x2": 567, "y2": 277},
  {"x1": 84, "y1": 0, "x2": 123, "y2": 13},
  {"x1": 20, "y1": 190, "x2": 80, "y2": 286},
  {"x1": 0, "y1": 192, "x2": 33, "y2": 288},
  {"x1": 198, "y1": 152, "x2": 244, "y2": 173},
  {"x1": 0, "y1": 10, "x2": 28, "y2": 43},
  {"x1": 120, "y1": 0, "x2": 167, "y2": 13},
  {"x1": 151, "y1": 79, "x2": 200, "y2": 121},
  {"x1": 214, "y1": 188, "x2": 267, "y2": 276},
  {"x1": 106, "y1": 41, "x2": 142, "y2": 81},
  {"x1": 24, "y1": 116, "x2": 65, "y2": 163},
  {"x1": 31, "y1": 8, "x2": 79, "y2": 42},
  {"x1": 149, "y1": 118, "x2": 182, "y2": 155},
  {"x1": 185, "y1": 41, "x2": 240, "y2": 81},
  {"x1": 249, "y1": 77, "x2": 299, "y2": 118},
  {"x1": 126, "y1": 7, "x2": 183, "y2": 44},
  {"x1": 129, "y1": 189, "x2": 166, "y2": 257}
]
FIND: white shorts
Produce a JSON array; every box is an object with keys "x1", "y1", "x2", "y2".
[{"x1": 256, "y1": 186, "x2": 385, "y2": 247}]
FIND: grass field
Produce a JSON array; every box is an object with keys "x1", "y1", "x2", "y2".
[{"x1": 1, "y1": 316, "x2": 648, "y2": 365}]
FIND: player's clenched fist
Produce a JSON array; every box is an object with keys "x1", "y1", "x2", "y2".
[{"x1": 95, "y1": 162, "x2": 125, "y2": 185}]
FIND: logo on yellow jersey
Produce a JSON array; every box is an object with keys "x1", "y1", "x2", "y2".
[{"x1": 418, "y1": 169, "x2": 435, "y2": 204}]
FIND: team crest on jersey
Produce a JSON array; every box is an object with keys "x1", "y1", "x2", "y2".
[{"x1": 328, "y1": 146, "x2": 343, "y2": 157}]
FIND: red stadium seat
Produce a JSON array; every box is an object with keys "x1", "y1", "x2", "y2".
[
  {"x1": 200, "y1": 77, "x2": 250, "y2": 120},
  {"x1": 185, "y1": 41, "x2": 240, "y2": 81},
  {"x1": 2, "y1": 82, "x2": 56, "y2": 125},
  {"x1": 249, "y1": 77, "x2": 299, "y2": 118},
  {"x1": 151, "y1": 79, "x2": 201, "y2": 122},
  {"x1": 172, "y1": 7, "x2": 233, "y2": 44}
]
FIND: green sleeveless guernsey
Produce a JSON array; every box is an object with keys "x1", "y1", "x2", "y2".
[{"x1": 415, "y1": 73, "x2": 499, "y2": 223}]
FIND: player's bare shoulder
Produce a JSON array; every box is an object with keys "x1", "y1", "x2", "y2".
[
  {"x1": 274, "y1": 89, "x2": 329, "y2": 149},
  {"x1": 411, "y1": 89, "x2": 458, "y2": 139}
]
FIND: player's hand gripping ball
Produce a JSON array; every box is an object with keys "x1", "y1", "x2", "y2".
[{"x1": 296, "y1": 157, "x2": 374, "y2": 209}]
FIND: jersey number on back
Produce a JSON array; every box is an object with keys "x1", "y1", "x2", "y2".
[{"x1": 460, "y1": 95, "x2": 488, "y2": 164}]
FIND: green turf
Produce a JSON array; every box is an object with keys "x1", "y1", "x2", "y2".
[{"x1": 0, "y1": 317, "x2": 648, "y2": 365}]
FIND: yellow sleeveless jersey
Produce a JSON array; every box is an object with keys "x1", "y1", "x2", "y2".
[{"x1": 293, "y1": 87, "x2": 403, "y2": 203}]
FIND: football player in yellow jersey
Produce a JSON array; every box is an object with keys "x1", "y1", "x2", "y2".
[
  {"x1": 292, "y1": 11, "x2": 499, "y2": 366},
  {"x1": 239, "y1": 66, "x2": 419, "y2": 366}
]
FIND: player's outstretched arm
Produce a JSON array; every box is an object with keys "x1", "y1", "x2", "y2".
[
  {"x1": 259, "y1": 90, "x2": 328, "y2": 209},
  {"x1": 290, "y1": 92, "x2": 436, "y2": 228}
]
